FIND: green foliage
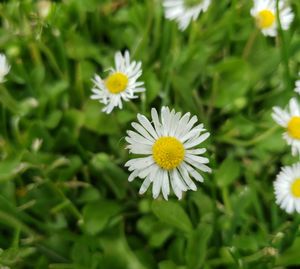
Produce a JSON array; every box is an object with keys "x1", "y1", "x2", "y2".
[
  {"x1": 152, "y1": 200, "x2": 193, "y2": 233},
  {"x1": 0, "y1": 0, "x2": 299, "y2": 268}
]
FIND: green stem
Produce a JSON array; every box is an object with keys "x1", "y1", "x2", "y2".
[
  {"x1": 276, "y1": 0, "x2": 292, "y2": 91},
  {"x1": 49, "y1": 264, "x2": 73, "y2": 269},
  {"x1": 12, "y1": 226, "x2": 21, "y2": 248},
  {"x1": 0, "y1": 85, "x2": 23, "y2": 115},
  {"x1": 192, "y1": 90, "x2": 205, "y2": 123},
  {"x1": 46, "y1": 180, "x2": 83, "y2": 222},
  {"x1": 0, "y1": 210, "x2": 37, "y2": 237},
  {"x1": 219, "y1": 126, "x2": 279, "y2": 147},
  {"x1": 75, "y1": 62, "x2": 84, "y2": 107},
  {"x1": 222, "y1": 187, "x2": 232, "y2": 214},
  {"x1": 242, "y1": 29, "x2": 259, "y2": 59},
  {"x1": 38, "y1": 43, "x2": 65, "y2": 80},
  {"x1": 1, "y1": 105, "x2": 8, "y2": 140},
  {"x1": 206, "y1": 73, "x2": 219, "y2": 119},
  {"x1": 35, "y1": 244, "x2": 70, "y2": 263}
]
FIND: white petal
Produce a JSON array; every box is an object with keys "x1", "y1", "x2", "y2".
[
  {"x1": 184, "y1": 132, "x2": 210, "y2": 149},
  {"x1": 161, "y1": 170, "x2": 170, "y2": 200},
  {"x1": 139, "y1": 176, "x2": 152, "y2": 195}
]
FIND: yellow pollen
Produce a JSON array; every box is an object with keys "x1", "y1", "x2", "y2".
[
  {"x1": 105, "y1": 72, "x2": 128, "y2": 94},
  {"x1": 257, "y1": 10, "x2": 275, "y2": 29},
  {"x1": 291, "y1": 179, "x2": 300, "y2": 198},
  {"x1": 152, "y1": 137, "x2": 185, "y2": 170},
  {"x1": 287, "y1": 117, "x2": 300, "y2": 139}
]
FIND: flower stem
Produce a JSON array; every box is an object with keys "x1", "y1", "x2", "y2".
[
  {"x1": 276, "y1": 0, "x2": 292, "y2": 91},
  {"x1": 242, "y1": 29, "x2": 259, "y2": 59},
  {"x1": 219, "y1": 126, "x2": 279, "y2": 147}
]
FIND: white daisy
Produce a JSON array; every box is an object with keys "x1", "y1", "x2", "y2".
[
  {"x1": 274, "y1": 163, "x2": 300, "y2": 214},
  {"x1": 125, "y1": 106, "x2": 211, "y2": 200},
  {"x1": 250, "y1": 0, "x2": 294, "y2": 37},
  {"x1": 90, "y1": 50, "x2": 145, "y2": 114},
  {"x1": 0, "y1": 53, "x2": 10, "y2": 83},
  {"x1": 294, "y1": 72, "x2": 300, "y2": 95},
  {"x1": 272, "y1": 98, "x2": 300, "y2": 155},
  {"x1": 163, "y1": 0, "x2": 211, "y2": 31}
]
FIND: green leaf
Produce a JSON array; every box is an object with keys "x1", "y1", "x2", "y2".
[
  {"x1": 99, "y1": 225, "x2": 148, "y2": 269},
  {"x1": 0, "y1": 247, "x2": 36, "y2": 266},
  {"x1": 66, "y1": 33, "x2": 100, "y2": 60},
  {"x1": 82, "y1": 200, "x2": 121, "y2": 235},
  {"x1": 186, "y1": 223, "x2": 213, "y2": 269},
  {"x1": 83, "y1": 100, "x2": 119, "y2": 135},
  {"x1": 151, "y1": 200, "x2": 192, "y2": 233},
  {"x1": 159, "y1": 260, "x2": 186, "y2": 269},
  {"x1": 90, "y1": 153, "x2": 127, "y2": 199},
  {"x1": 0, "y1": 158, "x2": 21, "y2": 182},
  {"x1": 45, "y1": 110, "x2": 63, "y2": 129},
  {"x1": 215, "y1": 157, "x2": 241, "y2": 188},
  {"x1": 211, "y1": 57, "x2": 252, "y2": 110}
]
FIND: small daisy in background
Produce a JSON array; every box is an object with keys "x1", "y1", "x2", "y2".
[
  {"x1": 125, "y1": 107, "x2": 211, "y2": 200},
  {"x1": 163, "y1": 0, "x2": 211, "y2": 31},
  {"x1": 250, "y1": 0, "x2": 294, "y2": 37},
  {"x1": 91, "y1": 50, "x2": 145, "y2": 114},
  {"x1": 294, "y1": 72, "x2": 300, "y2": 94},
  {"x1": 0, "y1": 53, "x2": 10, "y2": 83},
  {"x1": 272, "y1": 98, "x2": 300, "y2": 155},
  {"x1": 274, "y1": 163, "x2": 300, "y2": 214}
]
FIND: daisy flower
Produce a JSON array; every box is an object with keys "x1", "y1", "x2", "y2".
[
  {"x1": 272, "y1": 98, "x2": 300, "y2": 155},
  {"x1": 0, "y1": 54, "x2": 10, "y2": 83},
  {"x1": 90, "y1": 50, "x2": 145, "y2": 114},
  {"x1": 250, "y1": 0, "x2": 294, "y2": 37},
  {"x1": 294, "y1": 72, "x2": 300, "y2": 95},
  {"x1": 125, "y1": 107, "x2": 211, "y2": 200},
  {"x1": 274, "y1": 163, "x2": 300, "y2": 214},
  {"x1": 163, "y1": 0, "x2": 211, "y2": 31}
]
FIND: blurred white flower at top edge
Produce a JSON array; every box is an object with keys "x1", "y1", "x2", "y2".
[
  {"x1": 90, "y1": 50, "x2": 145, "y2": 114},
  {"x1": 274, "y1": 163, "x2": 300, "y2": 214},
  {"x1": 250, "y1": 0, "x2": 294, "y2": 37},
  {"x1": 163, "y1": 0, "x2": 211, "y2": 31},
  {"x1": 272, "y1": 98, "x2": 300, "y2": 156},
  {"x1": 0, "y1": 54, "x2": 10, "y2": 83},
  {"x1": 37, "y1": 0, "x2": 52, "y2": 19},
  {"x1": 125, "y1": 106, "x2": 211, "y2": 200}
]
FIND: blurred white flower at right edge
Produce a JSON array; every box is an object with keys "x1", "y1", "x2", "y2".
[
  {"x1": 162, "y1": 0, "x2": 211, "y2": 31},
  {"x1": 274, "y1": 163, "x2": 300, "y2": 214},
  {"x1": 272, "y1": 98, "x2": 300, "y2": 156},
  {"x1": 272, "y1": 98, "x2": 300, "y2": 214},
  {"x1": 250, "y1": 0, "x2": 294, "y2": 37},
  {"x1": 0, "y1": 54, "x2": 10, "y2": 83}
]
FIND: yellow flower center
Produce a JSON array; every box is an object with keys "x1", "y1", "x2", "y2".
[
  {"x1": 291, "y1": 179, "x2": 300, "y2": 198},
  {"x1": 287, "y1": 116, "x2": 300, "y2": 139},
  {"x1": 105, "y1": 72, "x2": 128, "y2": 94},
  {"x1": 257, "y1": 10, "x2": 275, "y2": 29},
  {"x1": 152, "y1": 137, "x2": 185, "y2": 170}
]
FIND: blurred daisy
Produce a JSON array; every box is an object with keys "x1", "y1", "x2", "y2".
[
  {"x1": 272, "y1": 98, "x2": 300, "y2": 155},
  {"x1": 0, "y1": 54, "x2": 10, "y2": 83},
  {"x1": 274, "y1": 163, "x2": 300, "y2": 214},
  {"x1": 294, "y1": 72, "x2": 300, "y2": 94},
  {"x1": 163, "y1": 0, "x2": 211, "y2": 31},
  {"x1": 91, "y1": 50, "x2": 145, "y2": 114},
  {"x1": 250, "y1": 0, "x2": 294, "y2": 37},
  {"x1": 125, "y1": 107, "x2": 211, "y2": 200}
]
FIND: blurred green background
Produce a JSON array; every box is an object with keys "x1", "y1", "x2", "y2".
[{"x1": 0, "y1": 0, "x2": 300, "y2": 268}]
